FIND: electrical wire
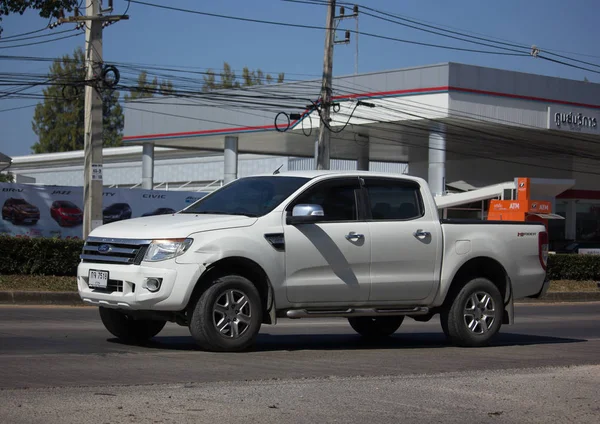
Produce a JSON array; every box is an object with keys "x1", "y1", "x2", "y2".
[
  {"x1": 0, "y1": 103, "x2": 38, "y2": 113},
  {"x1": 0, "y1": 31, "x2": 80, "y2": 49},
  {"x1": 0, "y1": 18, "x2": 52, "y2": 40},
  {"x1": 285, "y1": 0, "x2": 600, "y2": 75},
  {"x1": 128, "y1": 0, "x2": 530, "y2": 56},
  {"x1": 0, "y1": 28, "x2": 76, "y2": 43}
]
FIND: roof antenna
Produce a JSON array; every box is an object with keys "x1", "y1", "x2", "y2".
[{"x1": 273, "y1": 164, "x2": 284, "y2": 175}]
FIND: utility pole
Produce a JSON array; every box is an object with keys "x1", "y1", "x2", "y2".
[
  {"x1": 58, "y1": 1, "x2": 128, "y2": 238},
  {"x1": 316, "y1": 0, "x2": 336, "y2": 170},
  {"x1": 315, "y1": 3, "x2": 359, "y2": 169}
]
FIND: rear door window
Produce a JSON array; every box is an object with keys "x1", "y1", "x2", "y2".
[{"x1": 364, "y1": 178, "x2": 424, "y2": 221}]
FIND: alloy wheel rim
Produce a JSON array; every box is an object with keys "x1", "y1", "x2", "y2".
[
  {"x1": 463, "y1": 291, "x2": 496, "y2": 334},
  {"x1": 212, "y1": 289, "x2": 252, "y2": 339}
]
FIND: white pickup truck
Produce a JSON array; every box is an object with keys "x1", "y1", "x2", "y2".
[{"x1": 77, "y1": 171, "x2": 550, "y2": 351}]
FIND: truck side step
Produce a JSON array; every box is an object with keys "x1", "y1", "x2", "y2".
[{"x1": 286, "y1": 307, "x2": 429, "y2": 319}]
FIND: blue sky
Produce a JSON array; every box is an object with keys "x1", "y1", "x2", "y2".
[{"x1": 1, "y1": 0, "x2": 599, "y2": 158}]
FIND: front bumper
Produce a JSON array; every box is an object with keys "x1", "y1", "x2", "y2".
[
  {"x1": 77, "y1": 260, "x2": 204, "y2": 311},
  {"x1": 528, "y1": 277, "x2": 551, "y2": 299}
]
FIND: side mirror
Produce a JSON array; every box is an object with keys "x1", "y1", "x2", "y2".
[{"x1": 286, "y1": 204, "x2": 325, "y2": 225}]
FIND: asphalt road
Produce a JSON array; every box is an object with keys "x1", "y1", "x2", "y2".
[{"x1": 1, "y1": 303, "x2": 599, "y2": 423}]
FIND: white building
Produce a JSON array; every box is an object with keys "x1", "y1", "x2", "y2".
[{"x1": 7, "y1": 62, "x2": 600, "y2": 251}]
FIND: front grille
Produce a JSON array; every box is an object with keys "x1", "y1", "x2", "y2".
[
  {"x1": 81, "y1": 237, "x2": 151, "y2": 265},
  {"x1": 88, "y1": 279, "x2": 123, "y2": 293},
  {"x1": 86, "y1": 280, "x2": 136, "y2": 294}
]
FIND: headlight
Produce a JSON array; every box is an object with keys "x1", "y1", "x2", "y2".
[{"x1": 143, "y1": 238, "x2": 193, "y2": 262}]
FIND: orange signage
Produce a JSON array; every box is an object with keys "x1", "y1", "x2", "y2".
[
  {"x1": 517, "y1": 177, "x2": 530, "y2": 201},
  {"x1": 487, "y1": 177, "x2": 553, "y2": 230},
  {"x1": 527, "y1": 200, "x2": 551, "y2": 213}
]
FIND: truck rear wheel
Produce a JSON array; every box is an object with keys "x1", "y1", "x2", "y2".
[
  {"x1": 440, "y1": 277, "x2": 503, "y2": 347},
  {"x1": 99, "y1": 307, "x2": 166, "y2": 343},
  {"x1": 188, "y1": 275, "x2": 262, "y2": 352},
  {"x1": 348, "y1": 316, "x2": 404, "y2": 338}
]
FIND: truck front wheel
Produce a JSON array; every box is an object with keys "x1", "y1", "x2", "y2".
[
  {"x1": 188, "y1": 275, "x2": 262, "y2": 352},
  {"x1": 348, "y1": 316, "x2": 404, "y2": 338},
  {"x1": 99, "y1": 307, "x2": 166, "y2": 343},
  {"x1": 440, "y1": 277, "x2": 503, "y2": 347}
]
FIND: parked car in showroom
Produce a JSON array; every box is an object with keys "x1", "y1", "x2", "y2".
[
  {"x1": 102, "y1": 203, "x2": 132, "y2": 224},
  {"x1": 50, "y1": 200, "x2": 83, "y2": 227},
  {"x1": 142, "y1": 207, "x2": 176, "y2": 217},
  {"x1": 1, "y1": 198, "x2": 40, "y2": 225}
]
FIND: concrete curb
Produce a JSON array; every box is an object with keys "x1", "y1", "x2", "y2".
[
  {"x1": 0, "y1": 291, "x2": 599, "y2": 306},
  {"x1": 515, "y1": 291, "x2": 600, "y2": 303},
  {"x1": 0, "y1": 291, "x2": 86, "y2": 306}
]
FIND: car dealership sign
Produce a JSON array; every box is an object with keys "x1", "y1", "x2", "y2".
[
  {"x1": 548, "y1": 106, "x2": 600, "y2": 135},
  {"x1": 0, "y1": 182, "x2": 207, "y2": 239}
]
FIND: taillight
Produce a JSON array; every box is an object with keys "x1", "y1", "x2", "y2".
[{"x1": 538, "y1": 231, "x2": 548, "y2": 270}]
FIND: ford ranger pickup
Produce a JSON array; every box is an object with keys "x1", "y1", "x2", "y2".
[{"x1": 77, "y1": 171, "x2": 550, "y2": 351}]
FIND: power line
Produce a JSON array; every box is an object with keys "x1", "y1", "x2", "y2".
[
  {"x1": 0, "y1": 28, "x2": 76, "y2": 43},
  {"x1": 0, "y1": 32, "x2": 81, "y2": 49},
  {"x1": 285, "y1": 0, "x2": 600, "y2": 75},
  {"x1": 0, "y1": 19, "x2": 52, "y2": 40},
  {"x1": 128, "y1": 0, "x2": 530, "y2": 56},
  {"x1": 0, "y1": 104, "x2": 38, "y2": 113}
]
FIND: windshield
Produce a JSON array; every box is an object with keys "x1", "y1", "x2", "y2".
[{"x1": 182, "y1": 176, "x2": 309, "y2": 217}]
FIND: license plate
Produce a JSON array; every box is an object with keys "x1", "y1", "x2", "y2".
[{"x1": 88, "y1": 270, "x2": 109, "y2": 289}]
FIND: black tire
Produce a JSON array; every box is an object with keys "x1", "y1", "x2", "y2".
[
  {"x1": 348, "y1": 316, "x2": 404, "y2": 338},
  {"x1": 440, "y1": 277, "x2": 503, "y2": 347},
  {"x1": 189, "y1": 275, "x2": 262, "y2": 352},
  {"x1": 99, "y1": 307, "x2": 166, "y2": 343}
]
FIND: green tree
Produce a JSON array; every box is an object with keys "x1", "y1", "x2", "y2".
[
  {"x1": 0, "y1": 0, "x2": 79, "y2": 36},
  {"x1": 124, "y1": 71, "x2": 174, "y2": 101},
  {"x1": 203, "y1": 62, "x2": 285, "y2": 91},
  {"x1": 0, "y1": 172, "x2": 13, "y2": 183},
  {"x1": 31, "y1": 47, "x2": 124, "y2": 153}
]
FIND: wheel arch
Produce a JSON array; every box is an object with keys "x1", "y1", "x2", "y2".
[
  {"x1": 443, "y1": 256, "x2": 513, "y2": 324},
  {"x1": 186, "y1": 256, "x2": 275, "y2": 324}
]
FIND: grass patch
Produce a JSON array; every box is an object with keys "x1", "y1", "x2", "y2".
[
  {"x1": 549, "y1": 280, "x2": 599, "y2": 292},
  {"x1": 0, "y1": 275, "x2": 77, "y2": 292}
]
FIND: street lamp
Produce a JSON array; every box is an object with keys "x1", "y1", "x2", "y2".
[{"x1": 0, "y1": 152, "x2": 12, "y2": 173}]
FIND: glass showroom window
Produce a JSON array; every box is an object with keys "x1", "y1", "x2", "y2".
[{"x1": 575, "y1": 202, "x2": 600, "y2": 242}]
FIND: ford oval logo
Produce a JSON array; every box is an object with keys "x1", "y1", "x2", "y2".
[{"x1": 98, "y1": 244, "x2": 112, "y2": 254}]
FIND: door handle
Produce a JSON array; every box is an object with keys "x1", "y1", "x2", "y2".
[
  {"x1": 345, "y1": 232, "x2": 364, "y2": 241},
  {"x1": 413, "y1": 229, "x2": 431, "y2": 240}
]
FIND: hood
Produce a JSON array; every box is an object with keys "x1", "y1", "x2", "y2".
[{"x1": 89, "y1": 213, "x2": 258, "y2": 239}]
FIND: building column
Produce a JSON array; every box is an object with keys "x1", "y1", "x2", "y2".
[
  {"x1": 565, "y1": 200, "x2": 577, "y2": 240},
  {"x1": 428, "y1": 123, "x2": 446, "y2": 197},
  {"x1": 356, "y1": 136, "x2": 369, "y2": 171},
  {"x1": 141, "y1": 142, "x2": 154, "y2": 190},
  {"x1": 224, "y1": 136, "x2": 239, "y2": 184}
]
